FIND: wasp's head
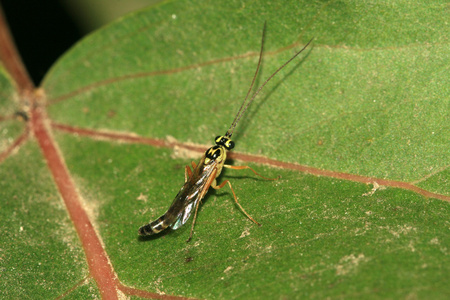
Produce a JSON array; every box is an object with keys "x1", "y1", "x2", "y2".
[{"x1": 214, "y1": 135, "x2": 235, "y2": 150}]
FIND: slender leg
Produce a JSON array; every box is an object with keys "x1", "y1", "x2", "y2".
[
  {"x1": 211, "y1": 179, "x2": 261, "y2": 226},
  {"x1": 186, "y1": 198, "x2": 202, "y2": 243},
  {"x1": 223, "y1": 164, "x2": 279, "y2": 181},
  {"x1": 186, "y1": 168, "x2": 217, "y2": 243},
  {"x1": 185, "y1": 165, "x2": 193, "y2": 182},
  {"x1": 191, "y1": 161, "x2": 197, "y2": 169}
]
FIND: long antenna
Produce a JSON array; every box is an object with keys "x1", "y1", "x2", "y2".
[
  {"x1": 227, "y1": 22, "x2": 266, "y2": 134},
  {"x1": 225, "y1": 28, "x2": 313, "y2": 138}
]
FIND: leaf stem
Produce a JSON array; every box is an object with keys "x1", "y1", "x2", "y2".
[{"x1": 0, "y1": 5, "x2": 34, "y2": 92}]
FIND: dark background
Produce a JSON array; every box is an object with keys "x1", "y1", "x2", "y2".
[
  {"x1": 1, "y1": 0, "x2": 83, "y2": 85},
  {"x1": 1, "y1": 0, "x2": 159, "y2": 85}
]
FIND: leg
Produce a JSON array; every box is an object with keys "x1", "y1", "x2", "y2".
[
  {"x1": 212, "y1": 179, "x2": 261, "y2": 226},
  {"x1": 186, "y1": 168, "x2": 217, "y2": 243},
  {"x1": 185, "y1": 165, "x2": 193, "y2": 182},
  {"x1": 223, "y1": 164, "x2": 279, "y2": 181},
  {"x1": 185, "y1": 161, "x2": 197, "y2": 182},
  {"x1": 186, "y1": 199, "x2": 202, "y2": 243}
]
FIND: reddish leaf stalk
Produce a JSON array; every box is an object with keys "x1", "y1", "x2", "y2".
[
  {"x1": 0, "y1": 6, "x2": 199, "y2": 297},
  {"x1": 0, "y1": 6, "x2": 33, "y2": 91},
  {"x1": 31, "y1": 106, "x2": 121, "y2": 299}
]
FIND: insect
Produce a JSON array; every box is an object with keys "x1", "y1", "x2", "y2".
[{"x1": 139, "y1": 24, "x2": 312, "y2": 242}]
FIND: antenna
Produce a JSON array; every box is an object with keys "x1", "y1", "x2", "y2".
[{"x1": 225, "y1": 26, "x2": 313, "y2": 138}]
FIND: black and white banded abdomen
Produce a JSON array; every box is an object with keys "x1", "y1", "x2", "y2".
[{"x1": 138, "y1": 214, "x2": 169, "y2": 236}]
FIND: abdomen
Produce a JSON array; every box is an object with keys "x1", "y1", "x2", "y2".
[{"x1": 138, "y1": 214, "x2": 169, "y2": 236}]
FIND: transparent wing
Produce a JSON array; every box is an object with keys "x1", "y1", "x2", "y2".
[
  {"x1": 168, "y1": 160, "x2": 217, "y2": 230},
  {"x1": 171, "y1": 199, "x2": 199, "y2": 230}
]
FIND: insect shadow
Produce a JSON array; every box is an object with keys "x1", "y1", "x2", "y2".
[{"x1": 237, "y1": 45, "x2": 314, "y2": 138}]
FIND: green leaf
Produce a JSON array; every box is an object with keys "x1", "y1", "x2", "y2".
[
  {"x1": 0, "y1": 139, "x2": 98, "y2": 298},
  {"x1": 1, "y1": 0, "x2": 449, "y2": 299}
]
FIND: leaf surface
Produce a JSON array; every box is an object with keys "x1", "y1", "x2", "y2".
[{"x1": 1, "y1": 0, "x2": 449, "y2": 299}]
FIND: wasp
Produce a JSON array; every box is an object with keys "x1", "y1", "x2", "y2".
[{"x1": 139, "y1": 24, "x2": 312, "y2": 242}]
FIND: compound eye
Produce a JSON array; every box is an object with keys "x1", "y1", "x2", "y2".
[
  {"x1": 226, "y1": 140, "x2": 235, "y2": 150},
  {"x1": 215, "y1": 135, "x2": 235, "y2": 150}
]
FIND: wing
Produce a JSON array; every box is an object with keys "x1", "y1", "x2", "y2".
[
  {"x1": 170, "y1": 198, "x2": 198, "y2": 230},
  {"x1": 168, "y1": 158, "x2": 218, "y2": 230}
]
